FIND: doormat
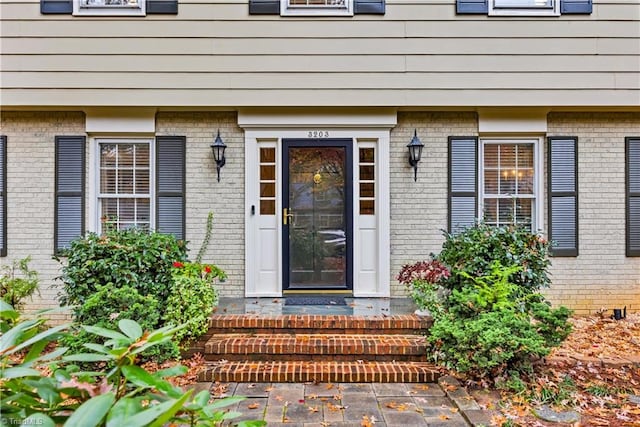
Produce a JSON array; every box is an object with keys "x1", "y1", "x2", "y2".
[{"x1": 285, "y1": 296, "x2": 346, "y2": 306}]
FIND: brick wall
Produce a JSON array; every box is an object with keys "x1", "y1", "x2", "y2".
[
  {"x1": 546, "y1": 112, "x2": 640, "y2": 313},
  {"x1": 156, "y1": 112, "x2": 245, "y2": 296},
  {"x1": 0, "y1": 111, "x2": 85, "y2": 322},
  {"x1": 389, "y1": 112, "x2": 478, "y2": 297}
]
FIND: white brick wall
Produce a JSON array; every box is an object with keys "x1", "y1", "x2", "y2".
[
  {"x1": 546, "y1": 112, "x2": 640, "y2": 313},
  {"x1": 389, "y1": 112, "x2": 478, "y2": 297},
  {"x1": 156, "y1": 112, "x2": 245, "y2": 297},
  {"x1": 0, "y1": 111, "x2": 85, "y2": 322}
]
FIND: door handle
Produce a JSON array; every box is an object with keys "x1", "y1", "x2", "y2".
[{"x1": 283, "y1": 208, "x2": 294, "y2": 225}]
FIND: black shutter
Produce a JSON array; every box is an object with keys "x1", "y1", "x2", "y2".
[
  {"x1": 0, "y1": 136, "x2": 6, "y2": 257},
  {"x1": 354, "y1": 0, "x2": 385, "y2": 14},
  {"x1": 249, "y1": 0, "x2": 279, "y2": 14},
  {"x1": 548, "y1": 137, "x2": 578, "y2": 257},
  {"x1": 448, "y1": 137, "x2": 478, "y2": 234},
  {"x1": 55, "y1": 136, "x2": 86, "y2": 253},
  {"x1": 156, "y1": 136, "x2": 185, "y2": 240},
  {"x1": 456, "y1": 0, "x2": 488, "y2": 14},
  {"x1": 41, "y1": 0, "x2": 72, "y2": 14},
  {"x1": 147, "y1": 0, "x2": 178, "y2": 14},
  {"x1": 626, "y1": 138, "x2": 640, "y2": 256},
  {"x1": 560, "y1": 0, "x2": 592, "y2": 14}
]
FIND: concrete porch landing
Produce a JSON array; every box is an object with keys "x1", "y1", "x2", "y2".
[{"x1": 213, "y1": 297, "x2": 419, "y2": 316}]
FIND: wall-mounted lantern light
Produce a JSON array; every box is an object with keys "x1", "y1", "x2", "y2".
[
  {"x1": 407, "y1": 129, "x2": 424, "y2": 182},
  {"x1": 210, "y1": 130, "x2": 227, "y2": 182}
]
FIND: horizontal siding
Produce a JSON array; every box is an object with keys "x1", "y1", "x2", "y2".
[
  {"x1": 0, "y1": 0, "x2": 638, "y2": 107},
  {"x1": 3, "y1": 54, "x2": 638, "y2": 73}
]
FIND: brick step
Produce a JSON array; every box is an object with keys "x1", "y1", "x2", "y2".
[
  {"x1": 203, "y1": 334, "x2": 429, "y2": 361},
  {"x1": 198, "y1": 360, "x2": 440, "y2": 383},
  {"x1": 207, "y1": 314, "x2": 430, "y2": 335}
]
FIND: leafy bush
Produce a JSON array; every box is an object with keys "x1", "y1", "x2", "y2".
[
  {"x1": 400, "y1": 224, "x2": 572, "y2": 382},
  {"x1": 428, "y1": 263, "x2": 572, "y2": 379},
  {"x1": 58, "y1": 228, "x2": 188, "y2": 308},
  {"x1": 163, "y1": 262, "x2": 225, "y2": 349},
  {"x1": 57, "y1": 228, "x2": 225, "y2": 355},
  {"x1": 436, "y1": 222, "x2": 551, "y2": 294},
  {"x1": 62, "y1": 285, "x2": 179, "y2": 363},
  {"x1": 0, "y1": 256, "x2": 39, "y2": 311},
  {"x1": 0, "y1": 301, "x2": 265, "y2": 427}
]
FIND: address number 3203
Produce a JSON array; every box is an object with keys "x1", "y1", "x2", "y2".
[{"x1": 307, "y1": 131, "x2": 329, "y2": 138}]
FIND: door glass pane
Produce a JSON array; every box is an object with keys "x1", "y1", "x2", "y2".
[{"x1": 288, "y1": 147, "x2": 346, "y2": 288}]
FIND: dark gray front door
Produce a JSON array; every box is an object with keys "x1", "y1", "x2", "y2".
[{"x1": 282, "y1": 139, "x2": 353, "y2": 291}]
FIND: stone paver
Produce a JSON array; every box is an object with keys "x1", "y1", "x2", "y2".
[{"x1": 204, "y1": 381, "x2": 498, "y2": 426}]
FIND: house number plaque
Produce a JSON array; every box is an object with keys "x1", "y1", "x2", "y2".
[{"x1": 307, "y1": 131, "x2": 330, "y2": 138}]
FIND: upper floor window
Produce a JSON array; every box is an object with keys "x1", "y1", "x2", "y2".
[
  {"x1": 74, "y1": 0, "x2": 146, "y2": 16},
  {"x1": 490, "y1": 0, "x2": 559, "y2": 16},
  {"x1": 281, "y1": 0, "x2": 353, "y2": 16}
]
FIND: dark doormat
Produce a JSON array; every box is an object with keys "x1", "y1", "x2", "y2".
[{"x1": 285, "y1": 296, "x2": 346, "y2": 306}]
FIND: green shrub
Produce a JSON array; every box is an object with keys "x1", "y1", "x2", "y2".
[
  {"x1": 400, "y1": 224, "x2": 572, "y2": 382},
  {"x1": 62, "y1": 285, "x2": 179, "y2": 363},
  {"x1": 0, "y1": 256, "x2": 39, "y2": 312},
  {"x1": 57, "y1": 228, "x2": 187, "y2": 308},
  {"x1": 0, "y1": 302, "x2": 265, "y2": 427},
  {"x1": 436, "y1": 223, "x2": 551, "y2": 294},
  {"x1": 57, "y1": 228, "x2": 225, "y2": 357},
  {"x1": 163, "y1": 262, "x2": 225, "y2": 349}
]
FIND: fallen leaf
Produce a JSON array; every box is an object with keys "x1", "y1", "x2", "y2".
[
  {"x1": 308, "y1": 406, "x2": 319, "y2": 413},
  {"x1": 439, "y1": 414, "x2": 450, "y2": 421},
  {"x1": 247, "y1": 403, "x2": 260, "y2": 409}
]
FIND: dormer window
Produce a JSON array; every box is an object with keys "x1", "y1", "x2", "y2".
[
  {"x1": 490, "y1": 0, "x2": 559, "y2": 16},
  {"x1": 281, "y1": 0, "x2": 354, "y2": 16},
  {"x1": 73, "y1": 0, "x2": 146, "y2": 16}
]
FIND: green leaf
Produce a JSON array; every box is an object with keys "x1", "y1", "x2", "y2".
[
  {"x1": 64, "y1": 392, "x2": 115, "y2": 427},
  {"x1": 23, "y1": 413, "x2": 56, "y2": 427},
  {"x1": 82, "y1": 343, "x2": 112, "y2": 355},
  {"x1": 194, "y1": 390, "x2": 210, "y2": 407},
  {"x1": 127, "y1": 391, "x2": 191, "y2": 427},
  {"x1": 63, "y1": 353, "x2": 113, "y2": 363},
  {"x1": 4, "y1": 323, "x2": 70, "y2": 357},
  {"x1": 155, "y1": 364, "x2": 187, "y2": 379},
  {"x1": 206, "y1": 396, "x2": 246, "y2": 410},
  {"x1": 81, "y1": 325, "x2": 129, "y2": 342},
  {"x1": 1, "y1": 366, "x2": 41, "y2": 379},
  {"x1": 236, "y1": 421, "x2": 267, "y2": 427},
  {"x1": 106, "y1": 397, "x2": 143, "y2": 427},
  {"x1": 118, "y1": 319, "x2": 142, "y2": 341},
  {"x1": 121, "y1": 366, "x2": 182, "y2": 398}
]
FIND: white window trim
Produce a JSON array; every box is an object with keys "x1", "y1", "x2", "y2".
[
  {"x1": 489, "y1": 0, "x2": 559, "y2": 16},
  {"x1": 479, "y1": 137, "x2": 544, "y2": 231},
  {"x1": 280, "y1": 0, "x2": 354, "y2": 16},
  {"x1": 73, "y1": 0, "x2": 146, "y2": 16},
  {"x1": 93, "y1": 138, "x2": 155, "y2": 234}
]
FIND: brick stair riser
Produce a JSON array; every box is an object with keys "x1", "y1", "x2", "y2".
[
  {"x1": 204, "y1": 354, "x2": 430, "y2": 362},
  {"x1": 205, "y1": 327, "x2": 424, "y2": 335},
  {"x1": 208, "y1": 315, "x2": 431, "y2": 332},
  {"x1": 199, "y1": 362, "x2": 439, "y2": 383}
]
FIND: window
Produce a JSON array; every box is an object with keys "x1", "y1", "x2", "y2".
[
  {"x1": 490, "y1": 0, "x2": 559, "y2": 15},
  {"x1": 260, "y1": 147, "x2": 276, "y2": 215},
  {"x1": 281, "y1": 0, "x2": 354, "y2": 16},
  {"x1": 358, "y1": 147, "x2": 375, "y2": 215},
  {"x1": 480, "y1": 139, "x2": 540, "y2": 230},
  {"x1": 73, "y1": 0, "x2": 145, "y2": 16},
  {"x1": 98, "y1": 140, "x2": 152, "y2": 232},
  {"x1": 627, "y1": 137, "x2": 640, "y2": 256}
]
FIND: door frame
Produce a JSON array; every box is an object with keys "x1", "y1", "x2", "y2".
[
  {"x1": 241, "y1": 110, "x2": 395, "y2": 298},
  {"x1": 281, "y1": 138, "x2": 354, "y2": 292}
]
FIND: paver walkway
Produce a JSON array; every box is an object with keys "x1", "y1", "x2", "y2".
[{"x1": 190, "y1": 376, "x2": 496, "y2": 426}]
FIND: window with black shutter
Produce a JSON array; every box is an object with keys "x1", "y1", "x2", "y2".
[
  {"x1": 156, "y1": 136, "x2": 186, "y2": 240},
  {"x1": 626, "y1": 137, "x2": 640, "y2": 257},
  {"x1": 547, "y1": 137, "x2": 578, "y2": 256},
  {"x1": 55, "y1": 136, "x2": 86, "y2": 253},
  {"x1": 448, "y1": 137, "x2": 478, "y2": 234},
  {"x1": 0, "y1": 136, "x2": 6, "y2": 257},
  {"x1": 249, "y1": 0, "x2": 384, "y2": 15},
  {"x1": 456, "y1": 0, "x2": 591, "y2": 15},
  {"x1": 41, "y1": 0, "x2": 178, "y2": 15}
]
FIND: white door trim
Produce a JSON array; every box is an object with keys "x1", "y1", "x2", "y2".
[{"x1": 241, "y1": 112, "x2": 396, "y2": 298}]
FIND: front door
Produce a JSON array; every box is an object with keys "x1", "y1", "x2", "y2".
[{"x1": 282, "y1": 139, "x2": 353, "y2": 292}]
